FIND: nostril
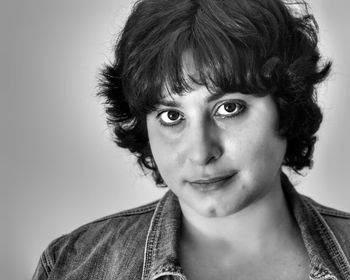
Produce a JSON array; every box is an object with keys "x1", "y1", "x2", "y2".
[{"x1": 188, "y1": 139, "x2": 222, "y2": 165}]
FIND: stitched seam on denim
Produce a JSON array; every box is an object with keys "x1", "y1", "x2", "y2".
[
  {"x1": 152, "y1": 272, "x2": 187, "y2": 280},
  {"x1": 142, "y1": 196, "x2": 167, "y2": 280},
  {"x1": 116, "y1": 201, "x2": 159, "y2": 215},
  {"x1": 78, "y1": 202, "x2": 158, "y2": 229},
  {"x1": 310, "y1": 264, "x2": 338, "y2": 280},
  {"x1": 315, "y1": 210, "x2": 350, "y2": 277},
  {"x1": 153, "y1": 263, "x2": 185, "y2": 279},
  {"x1": 306, "y1": 200, "x2": 350, "y2": 279},
  {"x1": 318, "y1": 209, "x2": 350, "y2": 219},
  {"x1": 303, "y1": 196, "x2": 350, "y2": 219},
  {"x1": 41, "y1": 250, "x2": 52, "y2": 277},
  {"x1": 301, "y1": 196, "x2": 349, "y2": 218}
]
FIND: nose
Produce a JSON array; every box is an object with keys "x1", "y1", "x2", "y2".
[{"x1": 186, "y1": 118, "x2": 223, "y2": 166}]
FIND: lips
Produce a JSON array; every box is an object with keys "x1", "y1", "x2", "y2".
[{"x1": 188, "y1": 172, "x2": 237, "y2": 192}]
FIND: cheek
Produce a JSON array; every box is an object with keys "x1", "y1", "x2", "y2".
[
  {"x1": 252, "y1": 131, "x2": 286, "y2": 173},
  {"x1": 147, "y1": 123, "x2": 180, "y2": 183},
  {"x1": 148, "y1": 132, "x2": 168, "y2": 165},
  {"x1": 226, "y1": 124, "x2": 286, "y2": 170}
]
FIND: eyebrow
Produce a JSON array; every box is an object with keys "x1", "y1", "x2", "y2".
[
  {"x1": 157, "y1": 90, "x2": 234, "y2": 108},
  {"x1": 157, "y1": 99, "x2": 181, "y2": 108},
  {"x1": 207, "y1": 90, "x2": 227, "y2": 102}
]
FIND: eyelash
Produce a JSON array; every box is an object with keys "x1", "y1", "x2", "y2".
[
  {"x1": 214, "y1": 100, "x2": 246, "y2": 119},
  {"x1": 156, "y1": 110, "x2": 184, "y2": 127},
  {"x1": 156, "y1": 100, "x2": 247, "y2": 128}
]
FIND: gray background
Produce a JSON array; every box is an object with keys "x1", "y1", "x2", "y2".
[{"x1": 1, "y1": 1, "x2": 350, "y2": 279}]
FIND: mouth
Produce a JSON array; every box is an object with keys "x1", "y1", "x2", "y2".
[{"x1": 188, "y1": 172, "x2": 237, "y2": 192}]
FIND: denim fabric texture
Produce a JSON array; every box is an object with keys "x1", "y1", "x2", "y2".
[{"x1": 32, "y1": 174, "x2": 350, "y2": 280}]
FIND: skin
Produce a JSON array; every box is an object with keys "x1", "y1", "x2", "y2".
[{"x1": 147, "y1": 86, "x2": 287, "y2": 219}]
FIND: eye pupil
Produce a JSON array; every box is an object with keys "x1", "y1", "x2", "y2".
[
  {"x1": 167, "y1": 111, "x2": 180, "y2": 120},
  {"x1": 224, "y1": 103, "x2": 237, "y2": 112}
]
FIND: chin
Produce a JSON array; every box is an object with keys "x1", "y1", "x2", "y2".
[
  {"x1": 196, "y1": 186, "x2": 264, "y2": 218},
  {"x1": 194, "y1": 197, "x2": 245, "y2": 218}
]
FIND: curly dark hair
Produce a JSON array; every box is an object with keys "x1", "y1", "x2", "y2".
[{"x1": 98, "y1": 0, "x2": 331, "y2": 186}]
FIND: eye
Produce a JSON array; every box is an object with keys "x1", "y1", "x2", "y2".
[
  {"x1": 157, "y1": 110, "x2": 184, "y2": 126},
  {"x1": 215, "y1": 101, "x2": 246, "y2": 118}
]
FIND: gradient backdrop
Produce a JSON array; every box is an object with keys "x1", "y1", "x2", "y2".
[{"x1": 2, "y1": 1, "x2": 350, "y2": 279}]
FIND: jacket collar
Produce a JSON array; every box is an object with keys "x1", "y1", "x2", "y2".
[
  {"x1": 141, "y1": 191, "x2": 185, "y2": 280},
  {"x1": 282, "y1": 173, "x2": 350, "y2": 280},
  {"x1": 142, "y1": 174, "x2": 350, "y2": 280}
]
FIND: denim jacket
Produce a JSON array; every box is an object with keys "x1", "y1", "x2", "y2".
[{"x1": 33, "y1": 175, "x2": 350, "y2": 280}]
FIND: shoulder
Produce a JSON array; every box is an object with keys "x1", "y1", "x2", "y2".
[
  {"x1": 299, "y1": 194, "x2": 350, "y2": 259},
  {"x1": 301, "y1": 194, "x2": 350, "y2": 221},
  {"x1": 34, "y1": 199, "x2": 159, "y2": 279},
  {"x1": 51, "y1": 199, "x2": 158, "y2": 253},
  {"x1": 307, "y1": 196, "x2": 350, "y2": 241}
]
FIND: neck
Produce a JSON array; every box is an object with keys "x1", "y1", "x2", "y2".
[{"x1": 180, "y1": 175, "x2": 298, "y2": 254}]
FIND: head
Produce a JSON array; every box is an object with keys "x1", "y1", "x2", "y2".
[{"x1": 98, "y1": 0, "x2": 331, "y2": 189}]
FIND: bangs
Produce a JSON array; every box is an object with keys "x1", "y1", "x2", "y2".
[
  {"x1": 112, "y1": 0, "x2": 323, "y2": 119},
  {"x1": 123, "y1": 1, "x2": 278, "y2": 117},
  {"x1": 128, "y1": 29, "x2": 265, "y2": 116},
  {"x1": 162, "y1": 31, "x2": 246, "y2": 98}
]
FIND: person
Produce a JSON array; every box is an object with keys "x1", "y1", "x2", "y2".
[{"x1": 32, "y1": 0, "x2": 350, "y2": 279}]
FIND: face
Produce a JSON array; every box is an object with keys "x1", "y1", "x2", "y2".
[{"x1": 146, "y1": 85, "x2": 287, "y2": 218}]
